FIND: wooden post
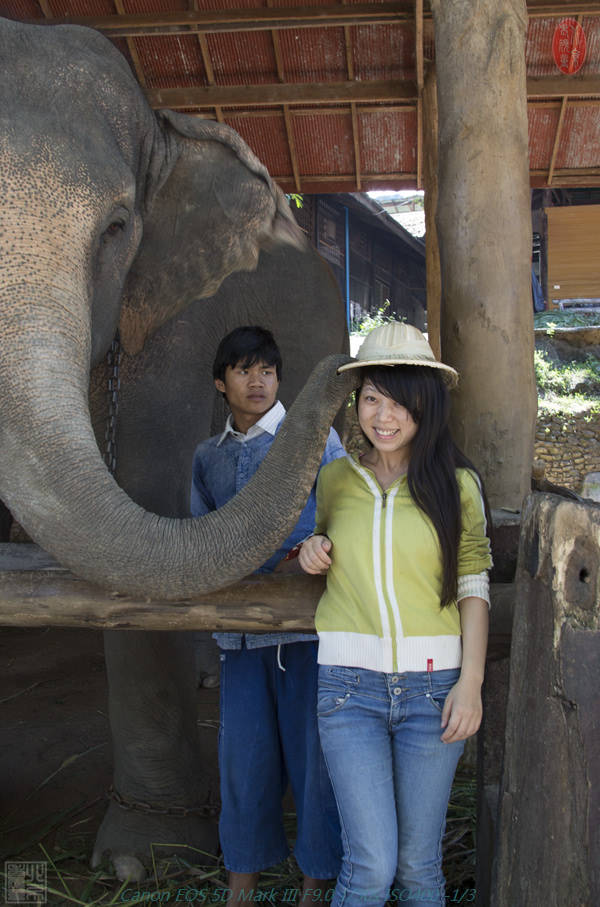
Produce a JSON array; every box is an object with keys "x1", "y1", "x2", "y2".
[
  {"x1": 429, "y1": 0, "x2": 536, "y2": 510},
  {"x1": 422, "y1": 64, "x2": 441, "y2": 359},
  {"x1": 491, "y1": 493, "x2": 600, "y2": 905}
]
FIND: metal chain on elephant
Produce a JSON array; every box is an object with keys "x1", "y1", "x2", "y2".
[
  {"x1": 104, "y1": 333, "x2": 121, "y2": 475},
  {"x1": 107, "y1": 785, "x2": 219, "y2": 818}
]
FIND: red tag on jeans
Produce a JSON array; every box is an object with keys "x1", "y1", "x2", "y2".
[{"x1": 427, "y1": 659, "x2": 433, "y2": 672}]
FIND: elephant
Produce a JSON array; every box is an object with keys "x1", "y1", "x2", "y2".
[{"x1": 0, "y1": 17, "x2": 357, "y2": 879}]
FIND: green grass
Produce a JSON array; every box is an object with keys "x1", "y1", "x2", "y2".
[{"x1": 1, "y1": 770, "x2": 477, "y2": 905}]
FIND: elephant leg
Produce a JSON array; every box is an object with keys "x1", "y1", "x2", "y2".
[
  {"x1": 92, "y1": 630, "x2": 218, "y2": 880},
  {"x1": 195, "y1": 631, "x2": 221, "y2": 688}
]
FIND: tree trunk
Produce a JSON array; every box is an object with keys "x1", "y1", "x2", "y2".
[
  {"x1": 491, "y1": 493, "x2": 600, "y2": 905},
  {"x1": 422, "y1": 64, "x2": 441, "y2": 360},
  {"x1": 430, "y1": 0, "x2": 536, "y2": 510}
]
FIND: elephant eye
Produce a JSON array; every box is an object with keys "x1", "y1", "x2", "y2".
[{"x1": 105, "y1": 220, "x2": 125, "y2": 237}]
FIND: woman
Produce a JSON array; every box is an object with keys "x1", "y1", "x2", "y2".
[{"x1": 299, "y1": 322, "x2": 492, "y2": 907}]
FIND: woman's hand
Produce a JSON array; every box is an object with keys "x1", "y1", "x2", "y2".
[
  {"x1": 440, "y1": 676, "x2": 483, "y2": 743},
  {"x1": 440, "y1": 594, "x2": 489, "y2": 743},
  {"x1": 298, "y1": 535, "x2": 332, "y2": 574}
]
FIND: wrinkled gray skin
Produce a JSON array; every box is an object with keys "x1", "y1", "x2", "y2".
[{"x1": 0, "y1": 18, "x2": 356, "y2": 879}]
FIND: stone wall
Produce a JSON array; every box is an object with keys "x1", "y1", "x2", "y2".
[{"x1": 535, "y1": 409, "x2": 600, "y2": 492}]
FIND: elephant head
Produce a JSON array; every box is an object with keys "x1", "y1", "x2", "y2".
[{"x1": 0, "y1": 18, "x2": 355, "y2": 598}]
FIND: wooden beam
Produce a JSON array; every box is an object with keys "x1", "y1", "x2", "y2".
[
  {"x1": 37, "y1": 0, "x2": 52, "y2": 16},
  {"x1": 189, "y1": 0, "x2": 225, "y2": 124},
  {"x1": 292, "y1": 103, "x2": 417, "y2": 115},
  {"x1": 113, "y1": 0, "x2": 146, "y2": 89},
  {"x1": 548, "y1": 95, "x2": 569, "y2": 186},
  {"x1": 530, "y1": 168, "x2": 600, "y2": 187},
  {"x1": 351, "y1": 102, "x2": 362, "y2": 190},
  {"x1": 530, "y1": 99, "x2": 600, "y2": 109},
  {"x1": 145, "y1": 77, "x2": 600, "y2": 111},
  {"x1": 207, "y1": 104, "x2": 415, "y2": 118},
  {"x1": 531, "y1": 167, "x2": 600, "y2": 178},
  {"x1": 423, "y1": 65, "x2": 440, "y2": 358},
  {"x1": 196, "y1": 33, "x2": 224, "y2": 123},
  {"x1": 527, "y1": 75, "x2": 600, "y2": 98},
  {"x1": 0, "y1": 544, "x2": 511, "y2": 634},
  {"x1": 146, "y1": 79, "x2": 417, "y2": 108},
  {"x1": 342, "y1": 0, "x2": 361, "y2": 191},
  {"x1": 33, "y1": 4, "x2": 414, "y2": 37},
  {"x1": 274, "y1": 172, "x2": 418, "y2": 183},
  {"x1": 415, "y1": 0, "x2": 424, "y2": 189},
  {"x1": 526, "y1": 2, "x2": 600, "y2": 16},
  {"x1": 283, "y1": 105, "x2": 302, "y2": 192}
]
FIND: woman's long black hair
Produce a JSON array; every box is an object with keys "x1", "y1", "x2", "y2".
[{"x1": 358, "y1": 365, "x2": 492, "y2": 608}]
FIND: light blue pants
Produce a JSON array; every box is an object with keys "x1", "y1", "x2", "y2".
[{"x1": 317, "y1": 665, "x2": 464, "y2": 907}]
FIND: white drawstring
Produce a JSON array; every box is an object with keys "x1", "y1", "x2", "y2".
[{"x1": 276, "y1": 644, "x2": 286, "y2": 672}]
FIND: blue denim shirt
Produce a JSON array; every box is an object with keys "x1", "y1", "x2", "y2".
[{"x1": 190, "y1": 410, "x2": 345, "y2": 649}]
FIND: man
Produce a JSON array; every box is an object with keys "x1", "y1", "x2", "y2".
[{"x1": 191, "y1": 326, "x2": 343, "y2": 903}]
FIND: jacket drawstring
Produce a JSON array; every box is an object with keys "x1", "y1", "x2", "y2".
[{"x1": 276, "y1": 644, "x2": 286, "y2": 672}]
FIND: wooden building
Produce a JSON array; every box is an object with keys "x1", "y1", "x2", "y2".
[
  {"x1": 532, "y1": 188, "x2": 600, "y2": 308},
  {"x1": 294, "y1": 193, "x2": 427, "y2": 329}
]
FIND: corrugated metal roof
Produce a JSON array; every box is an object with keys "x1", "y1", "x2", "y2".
[
  {"x1": 3, "y1": 2, "x2": 600, "y2": 190},
  {"x1": 557, "y1": 104, "x2": 600, "y2": 168}
]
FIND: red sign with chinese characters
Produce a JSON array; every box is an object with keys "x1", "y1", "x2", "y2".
[{"x1": 553, "y1": 18, "x2": 586, "y2": 75}]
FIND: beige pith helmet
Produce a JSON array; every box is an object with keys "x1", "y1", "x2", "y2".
[{"x1": 338, "y1": 321, "x2": 459, "y2": 388}]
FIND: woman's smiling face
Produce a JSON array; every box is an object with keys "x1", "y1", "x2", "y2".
[{"x1": 357, "y1": 380, "x2": 418, "y2": 457}]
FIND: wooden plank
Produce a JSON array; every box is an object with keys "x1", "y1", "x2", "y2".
[
  {"x1": 192, "y1": 101, "x2": 594, "y2": 120},
  {"x1": 423, "y1": 65, "x2": 440, "y2": 357},
  {"x1": 527, "y1": 1, "x2": 600, "y2": 15},
  {"x1": 283, "y1": 105, "x2": 301, "y2": 192},
  {"x1": 196, "y1": 32, "x2": 224, "y2": 123},
  {"x1": 530, "y1": 99, "x2": 600, "y2": 109},
  {"x1": 0, "y1": 546, "x2": 512, "y2": 635},
  {"x1": 275, "y1": 172, "x2": 417, "y2": 183},
  {"x1": 547, "y1": 95, "x2": 568, "y2": 185},
  {"x1": 415, "y1": 0, "x2": 423, "y2": 190},
  {"x1": 145, "y1": 77, "x2": 599, "y2": 110},
  {"x1": 351, "y1": 102, "x2": 362, "y2": 190},
  {"x1": 37, "y1": 0, "x2": 53, "y2": 18},
  {"x1": 32, "y1": 4, "x2": 413, "y2": 37},
  {"x1": 147, "y1": 80, "x2": 416, "y2": 108},
  {"x1": 217, "y1": 104, "x2": 416, "y2": 118},
  {"x1": 545, "y1": 204, "x2": 600, "y2": 301},
  {"x1": 527, "y1": 75, "x2": 600, "y2": 98},
  {"x1": 113, "y1": 0, "x2": 147, "y2": 88}
]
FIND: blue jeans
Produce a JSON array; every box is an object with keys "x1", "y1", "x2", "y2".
[
  {"x1": 317, "y1": 665, "x2": 465, "y2": 907},
  {"x1": 218, "y1": 642, "x2": 341, "y2": 877}
]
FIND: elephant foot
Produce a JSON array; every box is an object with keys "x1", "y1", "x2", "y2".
[{"x1": 91, "y1": 800, "x2": 218, "y2": 881}]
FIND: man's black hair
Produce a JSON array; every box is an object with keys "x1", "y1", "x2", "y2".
[{"x1": 212, "y1": 325, "x2": 282, "y2": 382}]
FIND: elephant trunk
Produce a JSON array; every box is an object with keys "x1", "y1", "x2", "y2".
[{"x1": 0, "y1": 274, "x2": 354, "y2": 598}]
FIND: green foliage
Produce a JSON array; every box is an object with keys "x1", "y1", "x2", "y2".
[
  {"x1": 535, "y1": 349, "x2": 600, "y2": 396},
  {"x1": 534, "y1": 348, "x2": 600, "y2": 415},
  {"x1": 286, "y1": 193, "x2": 303, "y2": 209},
  {"x1": 351, "y1": 300, "x2": 404, "y2": 335},
  {"x1": 534, "y1": 310, "x2": 600, "y2": 331}
]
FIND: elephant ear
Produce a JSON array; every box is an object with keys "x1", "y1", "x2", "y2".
[{"x1": 119, "y1": 111, "x2": 305, "y2": 355}]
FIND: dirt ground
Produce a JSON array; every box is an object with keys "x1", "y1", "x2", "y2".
[{"x1": 0, "y1": 627, "x2": 220, "y2": 864}]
